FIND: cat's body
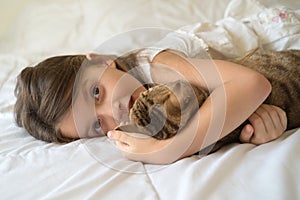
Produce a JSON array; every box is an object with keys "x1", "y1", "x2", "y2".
[{"x1": 116, "y1": 49, "x2": 300, "y2": 154}]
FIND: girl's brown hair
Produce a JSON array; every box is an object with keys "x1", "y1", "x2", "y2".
[
  {"x1": 14, "y1": 52, "x2": 142, "y2": 143},
  {"x1": 14, "y1": 55, "x2": 86, "y2": 143}
]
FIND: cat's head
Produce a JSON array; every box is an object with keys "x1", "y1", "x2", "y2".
[{"x1": 116, "y1": 80, "x2": 209, "y2": 139}]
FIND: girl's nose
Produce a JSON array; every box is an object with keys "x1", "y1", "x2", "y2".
[
  {"x1": 95, "y1": 99, "x2": 122, "y2": 120},
  {"x1": 95, "y1": 101, "x2": 111, "y2": 117},
  {"x1": 95, "y1": 99, "x2": 128, "y2": 124},
  {"x1": 94, "y1": 102, "x2": 115, "y2": 130}
]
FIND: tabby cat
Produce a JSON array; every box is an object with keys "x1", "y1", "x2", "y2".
[{"x1": 116, "y1": 49, "x2": 300, "y2": 154}]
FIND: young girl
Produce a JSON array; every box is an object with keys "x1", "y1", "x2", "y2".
[{"x1": 14, "y1": 48, "x2": 287, "y2": 164}]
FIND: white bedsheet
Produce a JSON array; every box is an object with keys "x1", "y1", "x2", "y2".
[{"x1": 1, "y1": 0, "x2": 299, "y2": 199}]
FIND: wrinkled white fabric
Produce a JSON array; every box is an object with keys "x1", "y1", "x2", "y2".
[
  {"x1": 149, "y1": 5, "x2": 300, "y2": 59},
  {"x1": 1, "y1": 0, "x2": 299, "y2": 199}
]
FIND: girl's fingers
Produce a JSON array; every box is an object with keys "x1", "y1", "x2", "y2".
[
  {"x1": 259, "y1": 104, "x2": 280, "y2": 130},
  {"x1": 107, "y1": 130, "x2": 128, "y2": 143},
  {"x1": 272, "y1": 105, "x2": 287, "y2": 131},
  {"x1": 256, "y1": 104, "x2": 286, "y2": 137},
  {"x1": 115, "y1": 141, "x2": 130, "y2": 150},
  {"x1": 108, "y1": 130, "x2": 151, "y2": 141},
  {"x1": 247, "y1": 104, "x2": 287, "y2": 145},
  {"x1": 108, "y1": 131, "x2": 131, "y2": 151},
  {"x1": 240, "y1": 124, "x2": 254, "y2": 143}
]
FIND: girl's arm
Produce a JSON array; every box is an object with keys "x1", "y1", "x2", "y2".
[
  {"x1": 155, "y1": 51, "x2": 273, "y2": 159},
  {"x1": 108, "y1": 50, "x2": 272, "y2": 164}
]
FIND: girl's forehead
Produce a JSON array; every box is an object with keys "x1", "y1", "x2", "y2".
[
  {"x1": 75, "y1": 64, "x2": 109, "y2": 87},
  {"x1": 80, "y1": 64, "x2": 107, "y2": 77}
]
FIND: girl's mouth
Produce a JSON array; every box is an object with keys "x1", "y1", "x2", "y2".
[
  {"x1": 127, "y1": 86, "x2": 145, "y2": 113},
  {"x1": 128, "y1": 95, "x2": 135, "y2": 112}
]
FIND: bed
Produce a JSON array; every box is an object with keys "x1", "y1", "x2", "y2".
[{"x1": 1, "y1": 0, "x2": 299, "y2": 199}]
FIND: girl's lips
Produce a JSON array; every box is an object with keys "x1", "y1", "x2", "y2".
[
  {"x1": 128, "y1": 95, "x2": 135, "y2": 112},
  {"x1": 127, "y1": 86, "x2": 145, "y2": 113}
]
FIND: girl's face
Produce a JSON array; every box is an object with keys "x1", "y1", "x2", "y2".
[{"x1": 59, "y1": 61, "x2": 146, "y2": 139}]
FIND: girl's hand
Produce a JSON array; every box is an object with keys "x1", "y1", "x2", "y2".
[
  {"x1": 239, "y1": 104, "x2": 287, "y2": 145},
  {"x1": 107, "y1": 131, "x2": 164, "y2": 154},
  {"x1": 107, "y1": 130, "x2": 175, "y2": 164}
]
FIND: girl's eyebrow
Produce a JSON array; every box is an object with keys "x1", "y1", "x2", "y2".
[
  {"x1": 82, "y1": 79, "x2": 90, "y2": 104},
  {"x1": 80, "y1": 79, "x2": 94, "y2": 137}
]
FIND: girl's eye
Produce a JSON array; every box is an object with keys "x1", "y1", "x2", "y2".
[
  {"x1": 94, "y1": 119, "x2": 103, "y2": 134},
  {"x1": 92, "y1": 85, "x2": 101, "y2": 100}
]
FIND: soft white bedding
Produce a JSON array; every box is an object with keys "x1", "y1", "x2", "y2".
[{"x1": 1, "y1": 0, "x2": 299, "y2": 199}]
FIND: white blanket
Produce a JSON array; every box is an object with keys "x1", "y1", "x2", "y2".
[{"x1": 1, "y1": 0, "x2": 299, "y2": 199}]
